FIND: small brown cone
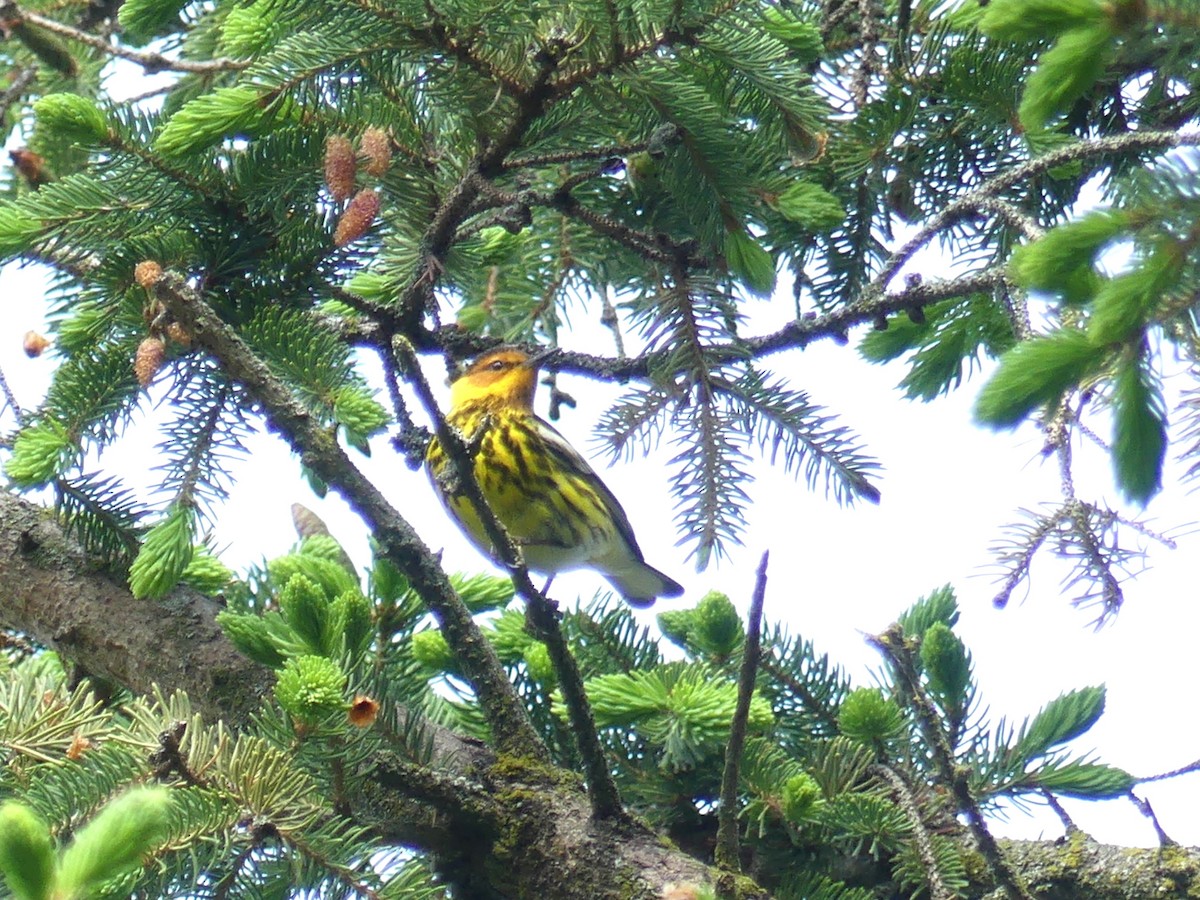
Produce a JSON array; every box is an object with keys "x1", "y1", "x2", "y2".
[
  {"x1": 324, "y1": 134, "x2": 357, "y2": 202},
  {"x1": 134, "y1": 336, "x2": 167, "y2": 387},
  {"x1": 9, "y1": 148, "x2": 52, "y2": 188},
  {"x1": 134, "y1": 260, "x2": 163, "y2": 288},
  {"x1": 23, "y1": 330, "x2": 50, "y2": 357},
  {"x1": 333, "y1": 188, "x2": 380, "y2": 247},
  {"x1": 348, "y1": 695, "x2": 380, "y2": 728},
  {"x1": 360, "y1": 126, "x2": 392, "y2": 177}
]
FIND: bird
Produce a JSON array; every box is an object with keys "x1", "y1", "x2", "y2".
[{"x1": 425, "y1": 347, "x2": 684, "y2": 607}]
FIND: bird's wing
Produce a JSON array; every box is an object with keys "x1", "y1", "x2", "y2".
[{"x1": 528, "y1": 414, "x2": 648, "y2": 561}]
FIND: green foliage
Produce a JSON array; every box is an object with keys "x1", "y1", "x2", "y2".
[
  {"x1": 450, "y1": 572, "x2": 517, "y2": 612},
  {"x1": 4, "y1": 420, "x2": 72, "y2": 486},
  {"x1": 582, "y1": 664, "x2": 773, "y2": 770},
  {"x1": 217, "y1": 609, "x2": 289, "y2": 668},
  {"x1": 270, "y1": 550, "x2": 358, "y2": 600},
  {"x1": 974, "y1": 330, "x2": 1106, "y2": 427},
  {"x1": 280, "y1": 573, "x2": 331, "y2": 654},
  {"x1": 32, "y1": 93, "x2": 110, "y2": 146},
  {"x1": 56, "y1": 787, "x2": 173, "y2": 898},
  {"x1": 128, "y1": 505, "x2": 196, "y2": 599},
  {"x1": 896, "y1": 585, "x2": 959, "y2": 638},
  {"x1": 781, "y1": 772, "x2": 826, "y2": 825},
  {"x1": 759, "y1": 8, "x2": 824, "y2": 60},
  {"x1": 838, "y1": 688, "x2": 904, "y2": 745},
  {"x1": 1111, "y1": 348, "x2": 1166, "y2": 504},
  {"x1": 1018, "y1": 24, "x2": 1115, "y2": 130},
  {"x1": 769, "y1": 181, "x2": 845, "y2": 231},
  {"x1": 333, "y1": 385, "x2": 390, "y2": 451},
  {"x1": 155, "y1": 86, "x2": 279, "y2": 156},
  {"x1": 412, "y1": 629, "x2": 457, "y2": 674},
  {"x1": 1008, "y1": 211, "x2": 1127, "y2": 303},
  {"x1": 0, "y1": 208, "x2": 44, "y2": 257},
  {"x1": 1032, "y1": 760, "x2": 1135, "y2": 798},
  {"x1": 0, "y1": 0, "x2": 1192, "y2": 892},
  {"x1": 893, "y1": 832, "x2": 969, "y2": 899},
  {"x1": 221, "y1": 2, "x2": 283, "y2": 57},
  {"x1": 0, "y1": 802, "x2": 54, "y2": 900},
  {"x1": 920, "y1": 623, "x2": 971, "y2": 706},
  {"x1": 1087, "y1": 249, "x2": 1175, "y2": 347},
  {"x1": 1013, "y1": 685, "x2": 1107, "y2": 761},
  {"x1": 274, "y1": 655, "x2": 348, "y2": 723},
  {"x1": 979, "y1": 0, "x2": 1108, "y2": 40},
  {"x1": 860, "y1": 295, "x2": 1017, "y2": 401},
  {"x1": 658, "y1": 590, "x2": 744, "y2": 660},
  {"x1": 181, "y1": 546, "x2": 235, "y2": 594},
  {"x1": 724, "y1": 228, "x2": 776, "y2": 297},
  {"x1": 332, "y1": 588, "x2": 375, "y2": 659},
  {"x1": 117, "y1": 0, "x2": 190, "y2": 46}
]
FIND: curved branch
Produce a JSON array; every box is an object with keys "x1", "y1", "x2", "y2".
[
  {"x1": 150, "y1": 271, "x2": 548, "y2": 763},
  {"x1": 13, "y1": 7, "x2": 249, "y2": 73}
]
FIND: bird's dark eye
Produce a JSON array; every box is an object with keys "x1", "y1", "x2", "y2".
[{"x1": 489, "y1": 359, "x2": 506, "y2": 371}]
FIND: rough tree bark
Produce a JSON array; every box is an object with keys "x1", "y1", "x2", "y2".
[{"x1": 0, "y1": 489, "x2": 1197, "y2": 899}]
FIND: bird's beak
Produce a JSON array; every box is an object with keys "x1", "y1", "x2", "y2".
[{"x1": 524, "y1": 346, "x2": 559, "y2": 369}]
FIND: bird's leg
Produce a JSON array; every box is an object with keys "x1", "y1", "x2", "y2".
[{"x1": 541, "y1": 575, "x2": 555, "y2": 596}]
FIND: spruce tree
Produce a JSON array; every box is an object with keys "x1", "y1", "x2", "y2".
[{"x1": 0, "y1": 0, "x2": 1198, "y2": 896}]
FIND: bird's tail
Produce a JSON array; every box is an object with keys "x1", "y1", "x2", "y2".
[{"x1": 602, "y1": 559, "x2": 685, "y2": 608}]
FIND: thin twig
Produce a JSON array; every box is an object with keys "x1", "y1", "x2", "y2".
[
  {"x1": 503, "y1": 140, "x2": 651, "y2": 171},
  {"x1": 1040, "y1": 789, "x2": 1080, "y2": 835},
  {"x1": 869, "y1": 129, "x2": 1200, "y2": 296},
  {"x1": 16, "y1": 8, "x2": 249, "y2": 73},
  {"x1": 1140, "y1": 757, "x2": 1200, "y2": 782},
  {"x1": 600, "y1": 286, "x2": 626, "y2": 358},
  {"x1": 870, "y1": 625, "x2": 1035, "y2": 900},
  {"x1": 871, "y1": 763, "x2": 955, "y2": 900},
  {"x1": 151, "y1": 271, "x2": 548, "y2": 762},
  {"x1": 390, "y1": 337, "x2": 626, "y2": 819},
  {"x1": 0, "y1": 64, "x2": 37, "y2": 125},
  {"x1": 1128, "y1": 791, "x2": 1175, "y2": 847},
  {"x1": 0, "y1": 362, "x2": 25, "y2": 423},
  {"x1": 714, "y1": 551, "x2": 769, "y2": 872}
]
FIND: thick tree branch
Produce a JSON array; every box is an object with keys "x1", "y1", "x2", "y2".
[{"x1": 0, "y1": 491, "x2": 267, "y2": 727}]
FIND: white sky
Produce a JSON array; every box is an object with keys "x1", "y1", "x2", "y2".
[{"x1": 3, "y1": 251, "x2": 1198, "y2": 851}]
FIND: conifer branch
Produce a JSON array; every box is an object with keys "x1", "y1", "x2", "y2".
[
  {"x1": 546, "y1": 0, "x2": 742, "y2": 94},
  {"x1": 0, "y1": 64, "x2": 37, "y2": 124},
  {"x1": 872, "y1": 625, "x2": 1035, "y2": 900},
  {"x1": 406, "y1": 15, "x2": 527, "y2": 97},
  {"x1": 8, "y1": 7, "x2": 249, "y2": 73},
  {"x1": 870, "y1": 763, "x2": 956, "y2": 900},
  {"x1": 391, "y1": 337, "x2": 626, "y2": 820},
  {"x1": 870, "y1": 128, "x2": 1200, "y2": 295},
  {"x1": 715, "y1": 551, "x2": 768, "y2": 872},
  {"x1": 370, "y1": 753, "x2": 501, "y2": 823},
  {"x1": 150, "y1": 271, "x2": 549, "y2": 762},
  {"x1": 502, "y1": 140, "x2": 651, "y2": 171}
]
